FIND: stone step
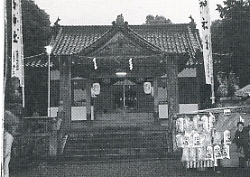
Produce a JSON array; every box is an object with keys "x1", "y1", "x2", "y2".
[
  {"x1": 62, "y1": 147, "x2": 167, "y2": 161},
  {"x1": 62, "y1": 113, "x2": 168, "y2": 160},
  {"x1": 68, "y1": 131, "x2": 166, "y2": 139},
  {"x1": 64, "y1": 141, "x2": 166, "y2": 151},
  {"x1": 67, "y1": 138, "x2": 167, "y2": 147},
  {"x1": 62, "y1": 129, "x2": 168, "y2": 160}
]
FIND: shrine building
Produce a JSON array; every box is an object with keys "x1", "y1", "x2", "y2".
[{"x1": 25, "y1": 15, "x2": 205, "y2": 130}]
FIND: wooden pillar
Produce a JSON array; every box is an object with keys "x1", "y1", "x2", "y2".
[
  {"x1": 196, "y1": 64, "x2": 202, "y2": 110},
  {"x1": 153, "y1": 77, "x2": 159, "y2": 120},
  {"x1": 86, "y1": 79, "x2": 91, "y2": 121},
  {"x1": 166, "y1": 55, "x2": 179, "y2": 153},
  {"x1": 59, "y1": 56, "x2": 72, "y2": 131}
]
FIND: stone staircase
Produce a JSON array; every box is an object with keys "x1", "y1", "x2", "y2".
[{"x1": 61, "y1": 113, "x2": 169, "y2": 161}]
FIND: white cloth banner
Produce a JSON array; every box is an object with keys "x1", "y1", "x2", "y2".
[
  {"x1": 12, "y1": 0, "x2": 24, "y2": 86},
  {"x1": 199, "y1": 0, "x2": 213, "y2": 84}
]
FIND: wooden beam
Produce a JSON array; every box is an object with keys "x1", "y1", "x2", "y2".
[{"x1": 166, "y1": 54, "x2": 179, "y2": 153}]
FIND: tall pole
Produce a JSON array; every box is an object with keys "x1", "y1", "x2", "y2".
[
  {"x1": 123, "y1": 82, "x2": 126, "y2": 109},
  {"x1": 45, "y1": 45, "x2": 53, "y2": 117},
  {"x1": 20, "y1": 0, "x2": 25, "y2": 107},
  {"x1": 48, "y1": 54, "x2": 51, "y2": 117}
]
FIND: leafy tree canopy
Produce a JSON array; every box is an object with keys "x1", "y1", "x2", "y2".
[
  {"x1": 22, "y1": 0, "x2": 52, "y2": 57},
  {"x1": 211, "y1": 0, "x2": 250, "y2": 86},
  {"x1": 21, "y1": 0, "x2": 52, "y2": 116},
  {"x1": 145, "y1": 15, "x2": 172, "y2": 25}
]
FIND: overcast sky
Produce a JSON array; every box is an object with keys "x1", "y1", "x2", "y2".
[{"x1": 34, "y1": 0, "x2": 224, "y2": 28}]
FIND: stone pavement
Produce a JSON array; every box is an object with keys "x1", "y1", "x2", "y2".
[{"x1": 10, "y1": 158, "x2": 250, "y2": 177}]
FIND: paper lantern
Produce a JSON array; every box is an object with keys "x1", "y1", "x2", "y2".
[
  {"x1": 239, "y1": 116, "x2": 245, "y2": 123},
  {"x1": 92, "y1": 83, "x2": 100, "y2": 95},
  {"x1": 222, "y1": 145, "x2": 230, "y2": 159},
  {"x1": 205, "y1": 146, "x2": 214, "y2": 160},
  {"x1": 143, "y1": 82, "x2": 152, "y2": 94},
  {"x1": 223, "y1": 130, "x2": 231, "y2": 145},
  {"x1": 214, "y1": 145, "x2": 223, "y2": 160}
]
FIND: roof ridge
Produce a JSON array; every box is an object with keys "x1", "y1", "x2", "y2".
[{"x1": 59, "y1": 23, "x2": 192, "y2": 28}]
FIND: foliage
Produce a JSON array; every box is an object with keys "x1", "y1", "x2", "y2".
[
  {"x1": 21, "y1": 0, "x2": 51, "y2": 116},
  {"x1": 211, "y1": 0, "x2": 250, "y2": 86},
  {"x1": 22, "y1": 0, "x2": 51, "y2": 57},
  {"x1": 145, "y1": 15, "x2": 172, "y2": 25}
]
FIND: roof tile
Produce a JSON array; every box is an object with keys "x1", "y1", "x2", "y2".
[{"x1": 50, "y1": 24, "x2": 202, "y2": 58}]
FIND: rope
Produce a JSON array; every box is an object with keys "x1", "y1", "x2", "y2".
[{"x1": 23, "y1": 53, "x2": 45, "y2": 60}]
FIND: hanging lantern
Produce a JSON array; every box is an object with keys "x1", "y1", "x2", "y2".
[
  {"x1": 92, "y1": 83, "x2": 100, "y2": 95},
  {"x1": 144, "y1": 82, "x2": 152, "y2": 94}
]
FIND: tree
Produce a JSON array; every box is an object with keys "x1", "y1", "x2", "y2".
[
  {"x1": 145, "y1": 15, "x2": 172, "y2": 25},
  {"x1": 22, "y1": 0, "x2": 51, "y2": 57},
  {"x1": 212, "y1": 0, "x2": 250, "y2": 87},
  {"x1": 21, "y1": 0, "x2": 52, "y2": 116}
]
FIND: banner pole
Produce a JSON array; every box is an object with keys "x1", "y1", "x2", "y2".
[{"x1": 211, "y1": 76, "x2": 215, "y2": 105}]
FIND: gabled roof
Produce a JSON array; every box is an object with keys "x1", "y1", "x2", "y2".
[
  {"x1": 78, "y1": 23, "x2": 163, "y2": 56},
  {"x1": 50, "y1": 21, "x2": 202, "y2": 59}
]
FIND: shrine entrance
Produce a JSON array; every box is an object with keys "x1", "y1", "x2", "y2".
[
  {"x1": 93, "y1": 78, "x2": 155, "y2": 114},
  {"x1": 113, "y1": 79, "x2": 137, "y2": 111}
]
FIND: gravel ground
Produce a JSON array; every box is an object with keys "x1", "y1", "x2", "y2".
[{"x1": 10, "y1": 158, "x2": 250, "y2": 177}]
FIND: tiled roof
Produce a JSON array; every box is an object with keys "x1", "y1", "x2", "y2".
[{"x1": 50, "y1": 23, "x2": 202, "y2": 60}]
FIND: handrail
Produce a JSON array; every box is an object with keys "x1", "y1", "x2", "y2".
[{"x1": 23, "y1": 116, "x2": 56, "y2": 119}]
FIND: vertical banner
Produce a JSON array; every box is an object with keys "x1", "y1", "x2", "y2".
[
  {"x1": 199, "y1": 0, "x2": 213, "y2": 84},
  {"x1": 12, "y1": 0, "x2": 24, "y2": 87},
  {"x1": 199, "y1": 0, "x2": 215, "y2": 103}
]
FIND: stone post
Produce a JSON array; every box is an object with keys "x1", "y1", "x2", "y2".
[{"x1": 166, "y1": 55, "x2": 179, "y2": 153}]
